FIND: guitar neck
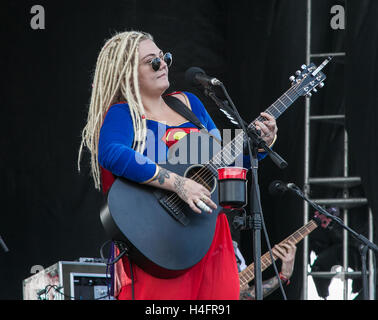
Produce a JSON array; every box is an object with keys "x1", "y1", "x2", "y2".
[
  {"x1": 248, "y1": 88, "x2": 300, "y2": 129},
  {"x1": 239, "y1": 219, "x2": 318, "y2": 290},
  {"x1": 208, "y1": 85, "x2": 301, "y2": 170}
]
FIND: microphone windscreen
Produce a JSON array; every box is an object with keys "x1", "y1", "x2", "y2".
[{"x1": 185, "y1": 67, "x2": 205, "y2": 86}]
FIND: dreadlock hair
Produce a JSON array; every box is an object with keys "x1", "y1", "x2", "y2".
[{"x1": 78, "y1": 30, "x2": 153, "y2": 190}]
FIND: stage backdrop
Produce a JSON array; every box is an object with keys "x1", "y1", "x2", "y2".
[{"x1": 1, "y1": 0, "x2": 376, "y2": 300}]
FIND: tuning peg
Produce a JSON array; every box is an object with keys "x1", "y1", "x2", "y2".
[
  {"x1": 301, "y1": 64, "x2": 307, "y2": 69},
  {"x1": 318, "y1": 82, "x2": 325, "y2": 88},
  {"x1": 312, "y1": 88, "x2": 318, "y2": 93},
  {"x1": 305, "y1": 92, "x2": 312, "y2": 98},
  {"x1": 289, "y1": 75, "x2": 295, "y2": 82},
  {"x1": 295, "y1": 70, "x2": 301, "y2": 76}
]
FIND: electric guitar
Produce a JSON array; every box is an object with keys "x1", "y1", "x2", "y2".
[
  {"x1": 239, "y1": 210, "x2": 334, "y2": 290},
  {"x1": 100, "y1": 59, "x2": 330, "y2": 279}
]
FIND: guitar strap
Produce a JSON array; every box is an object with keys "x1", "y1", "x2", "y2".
[{"x1": 163, "y1": 94, "x2": 207, "y2": 130}]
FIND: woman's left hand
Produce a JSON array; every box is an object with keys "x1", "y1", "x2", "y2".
[{"x1": 254, "y1": 112, "x2": 278, "y2": 146}]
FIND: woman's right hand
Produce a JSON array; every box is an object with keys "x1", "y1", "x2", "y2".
[
  {"x1": 173, "y1": 174, "x2": 217, "y2": 214},
  {"x1": 146, "y1": 166, "x2": 217, "y2": 214}
]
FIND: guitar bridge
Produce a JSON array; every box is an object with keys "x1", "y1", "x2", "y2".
[{"x1": 154, "y1": 190, "x2": 190, "y2": 226}]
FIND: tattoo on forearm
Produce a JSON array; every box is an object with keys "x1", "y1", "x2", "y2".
[
  {"x1": 239, "y1": 277, "x2": 280, "y2": 300},
  {"x1": 173, "y1": 175, "x2": 188, "y2": 202},
  {"x1": 152, "y1": 168, "x2": 170, "y2": 185},
  {"x1": 261, "y1": 277, "x2": 280, "y2": 298}
]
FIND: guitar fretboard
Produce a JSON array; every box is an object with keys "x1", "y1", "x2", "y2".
[{"x1": 239, "y1": 219, "x2": 318, "y2": 290}]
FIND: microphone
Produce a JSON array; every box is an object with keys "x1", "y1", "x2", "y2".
[
  {"x1": 268, "y1": 180, "x2": 297, "y2": 195},
  {"x1": 185, "y1": 67, "x2": 222, "y2": 87}
]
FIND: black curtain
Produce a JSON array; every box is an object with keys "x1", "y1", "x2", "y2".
[
  {"x1": 344, "y1": 0, "x2": 378, "y2": 299},
  {"x1": 1, "y1": 0, "x2": 376, "y2": 300},
  {"x1": 346, "y1": 0, "x2": 378, "y2": 252}
]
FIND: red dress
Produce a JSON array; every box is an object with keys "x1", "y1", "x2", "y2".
[{"x1": 116, "y1": 213, "x2": 240, "y2": 300}]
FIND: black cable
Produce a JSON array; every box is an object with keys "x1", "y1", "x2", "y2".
[
  {"x1": 260, "y1": 215, "x2": 288, "y2": 300},
  {"x1": 100, "y1": 240, "x2": 112, "y2": 261},
  {"x1": 38, "y1": 285, "x2": 75, "y2": 300}
]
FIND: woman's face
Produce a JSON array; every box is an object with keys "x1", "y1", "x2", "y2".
[{"x1": 138, "y1": 39, "x2": 170, "y2": 97}]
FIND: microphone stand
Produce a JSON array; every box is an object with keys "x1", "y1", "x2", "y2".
[
  {"x1": 204, "y1": 85, "x2": 288, "y2": 300},
  {"x1": 288, "y1": 183, "x2": 378, "y2": 300}
]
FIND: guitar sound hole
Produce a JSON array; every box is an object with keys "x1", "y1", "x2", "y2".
[{"x1": 184, "y1": 165, "x2": 216, "y2": 194}]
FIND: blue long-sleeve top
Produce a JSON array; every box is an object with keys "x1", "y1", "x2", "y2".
[{"x1": 98, "y1": 91, "x2": 267, "y2": 184}]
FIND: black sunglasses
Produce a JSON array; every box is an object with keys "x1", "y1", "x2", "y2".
[{"x1": 149, "y1": 52, "x2": 173, "y2": 72}]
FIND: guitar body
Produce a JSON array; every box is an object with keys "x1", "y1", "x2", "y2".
[{"x1": 100, "y1": 132, "x2": 223, "y2": 278}]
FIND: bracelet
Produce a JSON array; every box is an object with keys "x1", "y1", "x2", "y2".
[
  {"x1": 279, "y1": 272, "x2": 291, "y2": 285},
  {"x1": 258, "y1": 134, "x2": 277, "y2": 153}
]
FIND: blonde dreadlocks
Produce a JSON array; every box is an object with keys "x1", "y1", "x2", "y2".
[{"x1": 78, "y1": 31, "x2": 153, "y2": 190}]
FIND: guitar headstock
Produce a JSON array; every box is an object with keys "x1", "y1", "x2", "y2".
[
  {"x1": 314, "y1": 207, "x2": 338, "y2": 229},
  {"x1": 289, "y1": 57, "x2": 332, "y2": 98}
]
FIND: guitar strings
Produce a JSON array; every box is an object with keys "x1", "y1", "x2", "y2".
[{"x1": 163, "y1": 82, "x2": 302, "y2": 211}]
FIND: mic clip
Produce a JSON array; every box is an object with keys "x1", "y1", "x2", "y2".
[{"x1": 230, "y1": 207, "x2": 259, "y2": 231}]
